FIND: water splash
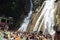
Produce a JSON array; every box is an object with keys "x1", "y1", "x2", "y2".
[
  {"x1": 43, "y1": 1, "x2": 56, "y2": 40},
  {"x1": 43, "y1": 0, "x2": 56, "y2": 35},
  {"x1": 33, "y1": 0, "x2": 56, "y2": 36},
  {"x1": 18, "y1": 0, "x2": 33, "y2": 31}
]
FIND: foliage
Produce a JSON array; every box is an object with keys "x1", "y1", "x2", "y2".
[{"x1": 33, "y1": 0, "x2": 45, "y2": 11}]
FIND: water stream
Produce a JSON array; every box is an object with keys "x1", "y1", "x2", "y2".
[
  {"x1": 33, "y1": 0, "x2": 56, "y2": 37},
  {"x1": 43, "y1": 0, "x2": 56, "y2": 36},
  {"x1": 18, "y1": 0, "x2": 33, "y2": 31}
]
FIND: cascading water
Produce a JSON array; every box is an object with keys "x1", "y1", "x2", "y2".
[
  {"x1": 43, "y1": 0, "x2": 56, "y2": 35},
  {"x1": 33, "y1": 1, "x2": 47, "y2": 32},
  {"x1": 18, "y1": 0, "x2": 33, "y2": 31},
  {"x1": 43, "y1": 0, "x2": 56, "y2": 40},
  {"x1": 33, "y1": 0, "x2": 56, "y2": 40}
]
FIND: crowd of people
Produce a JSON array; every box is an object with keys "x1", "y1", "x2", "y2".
[{"x1": 0, "y1": 29, "x2": 53, "y2": 40}]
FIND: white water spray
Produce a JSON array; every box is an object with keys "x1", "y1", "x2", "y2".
[
  {"x1": 43, "y1": 1, "x2": 56, "y2": 40},
  {"x1": 43, "y1": 0, "x2": 56, "y2": 36},
  {"x1": 33, "y1": 1, "x2": 51, "y2": 31},
  {"x1": 18, "y1": 0, "x2": 33, "y2": 31},
  {"x1": 33, "y1": 0, "x2": 56, "y2": 36}
]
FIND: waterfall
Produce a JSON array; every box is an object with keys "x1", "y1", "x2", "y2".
[
  {"x1": 43, "y1": 0, "x2": 56, "y2": 35},
  {"x1": 43, "y1": 1, "x2": 56, "y2": 40},
  {"x1": 33, "y1": 1, "x2": 50, "y2": 31},
  {"x1": 33, "y1": 0, "x2": 56, "y2": 36},
  {"x1": 18, "y1": 0, "x2": 33, "y2": 31}
]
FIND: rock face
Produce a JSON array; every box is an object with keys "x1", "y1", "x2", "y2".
[
  {"x1": 27, "y1": 0, "x2": 45, "y2": 32},
  {"x1": 33, "y1": 0, "x2": 45, "y2": 11},
  {"x1": 15, "y1": 0, "x2": 45, "y2": 31},
  {"x1": 55, "y1": 1, "x2": 60, "y2": 32},
  {"x1": 27, "y1": 0, "x2": 60, "y2": 32}
]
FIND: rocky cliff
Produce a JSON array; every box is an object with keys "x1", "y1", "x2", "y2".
[
  {"x1": 27, "y1": 0, "x2": 45, "y2": 32},
  {"x1": 27, "y1": 0, "x2": 60, "y2": 32},
  {"x1": 15, "y1": 0, "x2": 45, "y2": 31},
  {"x1": 0, "y1": 0, "x2": 54, "y2": 31},
  {"x1": 55, "y1": 1, "x2": 60, "y2": 32}
]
